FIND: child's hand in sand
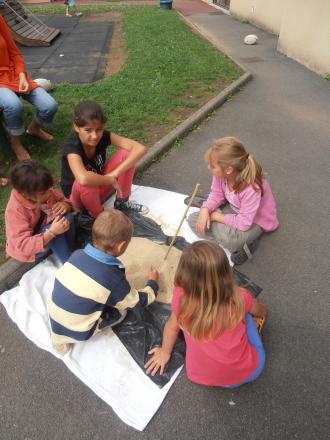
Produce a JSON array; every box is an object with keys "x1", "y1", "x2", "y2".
[{"x1": 148, "y1": 265, "x2": 159, "y2": 282}]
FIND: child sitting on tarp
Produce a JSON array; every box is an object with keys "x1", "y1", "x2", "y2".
[
  {"x1": 5, "y1": 160, "x2": 75, "y2": 265},
  {"x1": 48, "y1": 209, "x2": 159, "y2": 354}
]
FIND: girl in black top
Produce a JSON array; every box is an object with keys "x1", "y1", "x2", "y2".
[{"x1": 61, "y1": 101, "x2": 148, "y2": 218}]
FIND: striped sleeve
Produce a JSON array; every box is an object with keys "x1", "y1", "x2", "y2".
[{"x1": 109, "y1": 279, "x2": 158, "y2": 311}]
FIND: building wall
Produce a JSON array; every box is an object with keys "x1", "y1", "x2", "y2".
[
  {"x1": 230, "y1": 0, "x2": 330, "y2": 75},
  {"x1": 230, "y1": 0, "x2": 284, "y2": 34},
  {"x1": 277, "y1": 0, "x2": 330, "y2": 75}
]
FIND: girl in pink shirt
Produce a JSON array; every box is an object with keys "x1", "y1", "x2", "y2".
[
  {"x1": 5, "y1": 160, "x2": 75, "y2": 264},
  {"x1": 188, "y1": 137, "x2": 278, "y2": 264},
  {"x1": 145, "y1": 241, "x2": 267, "y2": 387}
]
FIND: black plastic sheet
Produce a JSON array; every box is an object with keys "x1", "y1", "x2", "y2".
[
  {"x1": 112, "y1": 303, "x2": 186, "y2": 388},
  {"x1": 73, "y1": 208, "x2": 262, "y2": 386}
]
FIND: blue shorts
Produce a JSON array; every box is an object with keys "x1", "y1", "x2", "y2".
[
  {"x1": 226, "y1": 313, "x2": 266, "y2": 387},
  {"x1": 68, "y1": 0, "x2": 75, "y2": 7}
]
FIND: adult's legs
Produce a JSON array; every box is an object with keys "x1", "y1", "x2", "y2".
[
  {"x1": 0, "y1": 88, "x2": 30, "y2": 159},
  {"x1": 24, "y1": 87, "x2": 58, "y2": 141}
]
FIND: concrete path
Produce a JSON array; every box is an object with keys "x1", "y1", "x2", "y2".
[
  {"x1": 138, "y1": 4, "x2": 330, "y2": 439},
  {"x1": 1, "y1": 3, "x2": 329, "y2": 440}
]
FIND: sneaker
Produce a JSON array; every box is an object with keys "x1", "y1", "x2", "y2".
[
  {"x1": 75, "y1": 12, "x2": 82, "y2": 16},
  {"x1": 66, "y1": 14, "x2": 72, "y2": 17},
  {"x1": 114, "y1": 198, "x2": 149, "y2": 215},
  {"x1": 183, "y1": 195, "x2": 207, "y2": 208},
  {"x1": 230, "y1": 240, "x2": 259, "y2": 265}
]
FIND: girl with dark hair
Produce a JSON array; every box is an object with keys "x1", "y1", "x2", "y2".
[
  {"x1": 5, "y1": 160, "x2": 75, "y2": 264},
  {"x1": 145, "y1": 240, "x2": 267, "y2": 387},
  {"x1": 188, "y1": 137, "x2": 279, "y2": 264},
  {"x1": 60, "y1": 100, "x2": 148, "y2": 218}
]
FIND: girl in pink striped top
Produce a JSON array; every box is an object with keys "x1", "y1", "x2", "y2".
[{"x1": 188, "y1": 137, "x2": 279, "y2": 264}]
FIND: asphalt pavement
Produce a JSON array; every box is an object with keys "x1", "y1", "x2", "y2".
[{"x1": 1, "y1": 3, "x2": 329, "y2": 439}]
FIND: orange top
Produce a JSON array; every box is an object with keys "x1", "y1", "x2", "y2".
[{"x1": 0, "y1": 16, "x2": 37, "y2": 93}]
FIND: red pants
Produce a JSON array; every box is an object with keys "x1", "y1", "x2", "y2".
[{"x1": 70, "y1": 149, "x2": 135, "y2": 218}]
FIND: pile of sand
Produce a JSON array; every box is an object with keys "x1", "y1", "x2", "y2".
[{"x1": 120, "y1": 237, "x2": 182, "y2": 304}]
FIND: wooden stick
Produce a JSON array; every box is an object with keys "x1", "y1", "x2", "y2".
[{"x1": 164, "y1": 182, "x2": 200, "y2": 260}]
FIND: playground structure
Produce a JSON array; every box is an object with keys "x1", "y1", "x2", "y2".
[{"x1": 0, "y1": 0, "x2": 60, "y2": 46}]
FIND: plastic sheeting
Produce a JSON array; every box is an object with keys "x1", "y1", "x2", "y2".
[{"x1": 113, "y1": 303, "x2": 186, "y2": 388}]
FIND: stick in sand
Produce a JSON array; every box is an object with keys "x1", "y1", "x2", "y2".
[{"x1": 164, "y1": 182, "x2": 200, "y2": 260}]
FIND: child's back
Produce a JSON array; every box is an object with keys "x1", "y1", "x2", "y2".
[
  {"x1": 48, "y1": 210, "x2": 159, "y2": 354},
  {"x1": 145, "y1": 241, "x2": 266, "y2": 387},
  {"x1": 172, "y1": 286, "x2": 258, "y2": 386}
]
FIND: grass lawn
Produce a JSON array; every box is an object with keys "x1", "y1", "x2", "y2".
[{"x1": 0, "y1": 4, "x2": 243, "y2": 260}]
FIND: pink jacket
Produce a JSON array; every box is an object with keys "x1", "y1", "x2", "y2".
[
  {"x1": 5, "y1": 188, "x2": 68, "y2": 263},
  {"x1": 202, "y1": 177, "x2": 279, "y2": 232}
]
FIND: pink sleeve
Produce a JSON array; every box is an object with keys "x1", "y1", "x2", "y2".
[
  {"x1": 201, "y1": 177, "x2": 226, "y2": 212},
  {"x1": 240, "y1": 289, "x2": 253, "y2": 313},
  {"x1": 223, "y1": 185, "x2": 262, "y2": 231},
  {"x1": 171, "y1": 287, "x2": 184, "y2": 316},
  {"x1": 5, "y1": 206, "x2": 44, "y2": 263}
]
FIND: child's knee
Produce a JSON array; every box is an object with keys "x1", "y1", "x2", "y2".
[{"x1": 187, "y1": 211, "x2": 199, "y2": 229}]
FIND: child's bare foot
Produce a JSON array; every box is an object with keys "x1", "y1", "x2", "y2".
[{"x1": 26, "y1": 127, "x2": 54, "y2": 141}]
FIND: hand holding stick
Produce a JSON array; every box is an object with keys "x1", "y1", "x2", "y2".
[{"x1": 164, "y1": 183, "x2": 200, "y2": 260}]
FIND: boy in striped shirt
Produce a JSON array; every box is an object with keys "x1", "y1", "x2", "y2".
[{"x1": 48, "y1": 209, "x2": 158, "y2": 354}]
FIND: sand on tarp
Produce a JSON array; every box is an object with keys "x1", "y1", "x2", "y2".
[{"x1": 120, "y1": 237, "x2": 182, "y2": 304}]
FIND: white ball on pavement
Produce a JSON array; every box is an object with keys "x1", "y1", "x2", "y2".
[{"x1": 244, "y1": 34, "x2": 258, "y2": 45}]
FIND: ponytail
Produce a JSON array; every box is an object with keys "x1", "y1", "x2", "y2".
[
  {"x1": 206, "y1": 137, "x2": 264, "y2": 195},
  {"x1": 236, "y1": 154, "x2": 264, "y2": 195}
]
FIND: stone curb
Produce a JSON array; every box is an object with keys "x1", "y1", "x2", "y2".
[{"x1": 0, "y1": 14, "x2": 252, "y2": 295}]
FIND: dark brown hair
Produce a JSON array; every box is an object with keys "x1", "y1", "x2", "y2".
[
  {"x1": 92, "y1": 209, "x2": 133, "y2": 250},
  {"x1": 10, "y1": 160, "x2": 53, "y2": 195},
  {"x1": 175, "y1": 240, "x2": 244, "y2": 341},
  {"x1": 73, "y1": 100, "x2": 107, "y2": 127}
]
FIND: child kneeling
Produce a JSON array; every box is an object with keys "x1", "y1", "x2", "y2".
[
  {"x1": 5, "y1": 160, "x2": 75, "y2": 264},
  {"x1": 48, "y1": 209, "x2": 159, "y2": 354}
]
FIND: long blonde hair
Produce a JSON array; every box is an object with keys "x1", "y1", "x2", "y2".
[
  {"x1": 174, "y1": 241, "x2": 245, "y2": 341},
  {"x1": 205, "y1": 136, "x2": 264, "y2": 195}
]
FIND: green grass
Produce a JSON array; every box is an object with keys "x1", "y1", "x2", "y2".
[{"x1": 0, "y1": 5, "x2": 243, "y2": 257}]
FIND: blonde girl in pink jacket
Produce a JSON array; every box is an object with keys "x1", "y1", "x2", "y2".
[{"x1": 188, "y1": 137, "x2": 279, "y2": 264}]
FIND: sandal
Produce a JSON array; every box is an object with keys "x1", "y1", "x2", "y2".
[{"x1": 253, "y1": 316, "x2": 266, "y2": 334}]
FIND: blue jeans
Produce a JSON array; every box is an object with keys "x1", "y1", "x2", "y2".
[
  {"x1": 0, "y1": 87, "x2": 58, "y2": 135},
  {"x1": 37, "y1": 213, "x2": 75, "y2": 264},
  {"x1": 226, "y1": 314, "x2": 266, "y2": 388}
]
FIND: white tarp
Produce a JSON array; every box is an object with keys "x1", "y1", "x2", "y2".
[{"x1": 1, "y1": 185, "x2": 222, "y2": 431}]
